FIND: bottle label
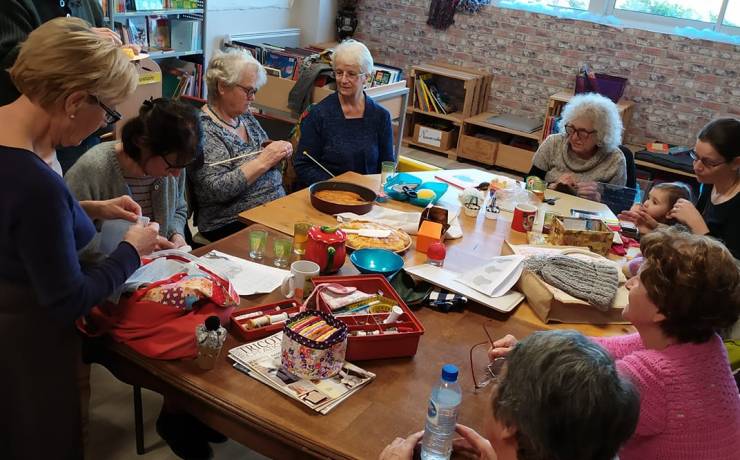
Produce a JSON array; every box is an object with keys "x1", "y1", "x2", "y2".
[{"x1": 426, "y1": 399, "x2": 439, "y2": 426}]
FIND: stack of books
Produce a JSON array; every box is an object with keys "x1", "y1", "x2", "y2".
[
  {"x1": 414, "y1": 73, "x2": 454, "y2": 114},
  {"x1": 160, "y1": 58, "x2": 203, "y2": 98},
  {"x1": 228, "y1": 332, "x2": 375, "y2": 414}
]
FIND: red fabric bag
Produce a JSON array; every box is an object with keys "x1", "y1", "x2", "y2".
[{"x1": 79, "y1": 253, "x2": 238, "y2": 359}]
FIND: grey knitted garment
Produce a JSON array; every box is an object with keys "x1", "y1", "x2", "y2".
[{"x1": 524, "y1": 256, "x2": 618, "y2": 311}]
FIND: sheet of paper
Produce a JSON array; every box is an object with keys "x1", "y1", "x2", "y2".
[
  {"x1": 200, "y1": 250, "x2": 288, "y2": 296},
  {"x1": 455, "y1": 255, "x2": 525, "y2": 297},
  {"x1": 404, "y1": 263, "x2": 524, "y2": 313}
]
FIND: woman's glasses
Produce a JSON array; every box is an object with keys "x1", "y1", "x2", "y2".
[
  {"x1": 469, "y1": 325, "x2": 507, "y2": 390},
  {"x1": 689, "y1": 149, "x2": 727, "y2": 168},
  {"x1": 564, "y1": 124, "x2": 596, "y2": 140},
  {"x1": 235, "y1": 84, "x2": 258, "y2": 97},
  {"x1": 93, "y1": 96, "x2": 121, "y2": 124},
  {"x1": 331, "y1": 70, "x2": 364, "y2": 80}
]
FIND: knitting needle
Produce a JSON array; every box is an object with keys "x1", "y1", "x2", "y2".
[
  {"x1": 207, "y1": 149, "x2": 264, "y2": 167},
  {"x1": 302, "y1": 150, "x2": 335, "y2": 178}
]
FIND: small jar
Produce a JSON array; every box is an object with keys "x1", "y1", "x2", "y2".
[{"x1": 426, "y1": 241, "x2": 446, "y2": 267}]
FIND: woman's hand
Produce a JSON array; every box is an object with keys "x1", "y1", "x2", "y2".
[
  {"x1": 81, "y1": 196, "x2": 141, "y2": 222},
  {"x1": 488, "y1": 334, "x2": 517, "y2": 361},
  {"x1": 547, "y1": 173, "x2": 576, "y2": 191},
  {"x1": 258, "y1": 141, "x2": 293, "y2": 169},
  {"x1": 575, "y1": 181, "x2": 601, "y2": 201},
  {"x1": 618, "y1": 208, "x2": 659, "y2": 235},
  {"x1": 668, "y1": 198, "x2": 709, "y2": 234},
  {"x1": 169, "y1": 233, "x2": 188, "y2": 249},
  {"x1": 452, "y1": 424, "x2": 497, "y2": 460},
  {"x1": 123, "y1": 222, "x2": 160, "y2": 257},
  {"x1": 378, "y1": 431, "x2": 424, "y2": 460}
]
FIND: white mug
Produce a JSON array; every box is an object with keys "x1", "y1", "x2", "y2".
[{"x1": 281, "y1": 260, "x2": 321, "y2": 299}]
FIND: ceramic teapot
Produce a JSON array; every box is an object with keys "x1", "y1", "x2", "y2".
[{"x1": 304, "y1": 226, "x2": 347, "y2": 274}]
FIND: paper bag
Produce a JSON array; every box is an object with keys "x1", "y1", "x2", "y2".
[{"x1": 419, "y1": 205, "x2": 451, "y2": 235}]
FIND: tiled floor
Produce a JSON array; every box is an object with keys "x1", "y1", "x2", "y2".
[{"x1": 87, "y1": 364, "x2": 268, "y2": 460}]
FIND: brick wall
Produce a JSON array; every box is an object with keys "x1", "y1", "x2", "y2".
[{"x1": 354, "y1": 1, "x2": 740, "y2": 147}]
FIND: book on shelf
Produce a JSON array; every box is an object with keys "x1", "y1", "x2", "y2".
[
  {"x1": 414, "y1": 74, "x2": 454, "y2": 115},
  {"x1": 263, "y1": 50, "x2": 299, "y2": 79},
  {"x1": 160, "y1": 58, "x2": 202, "y2": 98},
  {"x1": 133, "y1": 0, "x2": 164, "y2": 10},
  {"x1": 485, "y1": 114, "x2": 542, "y2": 134},
  {"x1": 147, "y1": 16, "x2": 171, "y2": 51},
  {"x1": 370, "y1": 64, "x2": 402, "y2": 88},
  {"x1": 228, "y1": 332, "x2": 375, "y2": 415},
  {"x1": 127, "y1": 17, "x2": 148, "y2": 49}
]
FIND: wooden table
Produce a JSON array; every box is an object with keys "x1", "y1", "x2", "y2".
[
  {"x1": 239, "y1": 170, "x2": 627, "y2": 335},
  {"x1": 96, "y1": 171, "x2": 631, "y2": 459}
]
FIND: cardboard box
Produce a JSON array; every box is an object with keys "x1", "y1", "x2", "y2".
[
  {"x1": 416, "y1": 221, "x2": 443, "y2": 253},
  {"x1": 459, "y1": 134, "x2": 497, "y2": 165},
  {"x1": 116, "y1": 58, "x2": 162, "y2": 139},
  {"x1": 548, "y1": 217, "x2": 613, "y2": 256},
  {"x1": 413, "y1": 123, "x2": 456, "y2": 151}
]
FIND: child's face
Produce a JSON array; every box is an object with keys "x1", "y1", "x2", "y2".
[{"x1": 641, "y1": 189, "x2": 672, "y2": 222}]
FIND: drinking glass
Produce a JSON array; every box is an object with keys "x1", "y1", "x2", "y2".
[
  {"x1": 293, "y1": 222, "x2": 311, "y2": 256},
  {"x1": 273, "y1": 238, "x2": 293, "y2": 268},
  {"x1": 248, "y1": 230, "x2": 268, "y2": 260},
  {"x1": 380, "y1": 161, "x2": 396, "y2": 187}
]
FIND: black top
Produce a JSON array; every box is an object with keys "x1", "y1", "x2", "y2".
[
  {"x1": 0, "y1": 0, "x2": 104, "y2": 105},
  {"x1": 697, "y1": 186, "x2": 740, "y2": 259}
]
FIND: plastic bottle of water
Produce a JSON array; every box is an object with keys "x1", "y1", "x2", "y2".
[{"x1": 420, "y1": 364, "x2": 462, "y2": 460}]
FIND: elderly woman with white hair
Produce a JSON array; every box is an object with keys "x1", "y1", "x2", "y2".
[
  {"x1": 189, "y1": 48, "x2": 293, "y2": 241},
  {"x1": 294, "y1": 39, "x2": 394, "y2": 189},
  {"x1": 529, "y1": 93, "x2": 626, "y2": 200}
]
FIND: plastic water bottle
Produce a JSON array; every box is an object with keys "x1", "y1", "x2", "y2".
[{"x1": 420, "y1": 364, "x2": 462, "y2": 460}]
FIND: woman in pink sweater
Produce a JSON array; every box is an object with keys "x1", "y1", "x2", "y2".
[{"x1": 490, "y1": 228, "x2": 740, "y2": 459}]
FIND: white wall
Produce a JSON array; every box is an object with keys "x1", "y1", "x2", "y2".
[{"x1": 205, "y1": 0, "x2": 337, "y2": 63}]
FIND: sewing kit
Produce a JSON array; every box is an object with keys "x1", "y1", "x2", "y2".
[
  {"x1": 280, "y1": 310, "x2": 348, "y2": 379},
  {"x1": 229, "y1": 299, "x2": 302, "y2": 342}
]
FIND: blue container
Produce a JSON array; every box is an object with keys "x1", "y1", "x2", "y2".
[
  {"x1": 350, "y1": 248, "x2": 404, "y2": 276},
  {"x1": 384, "y1": 173, "x2": 422, "y2": 201}
]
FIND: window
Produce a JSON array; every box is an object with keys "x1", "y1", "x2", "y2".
[{"x1": 495, "y1": 0, "x2": 740, "y2": 40}]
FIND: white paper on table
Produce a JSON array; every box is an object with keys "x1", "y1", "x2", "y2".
[
  {"x1": 404, "y1": 263, "x2": 525, "y2": 313},
  {"x1": 335, "y1": 206, "x2": 462, "y2": 240},
  {"x1": 455, "y1": 255, "x2": 525, "y2": 297},
  {"x1": 200, "y1": 250, "x2": 289, "y2": 296}
]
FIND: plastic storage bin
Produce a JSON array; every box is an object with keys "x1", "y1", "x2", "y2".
[{"x1": 575, "y1": 73, "x2": 627, "y2": 103}]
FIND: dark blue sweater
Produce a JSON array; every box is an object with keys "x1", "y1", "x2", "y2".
[
  {"x1": 294, "y1": 92, "x2": 394, "y2": 188},
  {"x1": 0, "y1": 146, "x2": 140, "y2": 324}
]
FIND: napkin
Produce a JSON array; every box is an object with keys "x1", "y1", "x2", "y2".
[{"x1": 335, "y1": 207, "x2": 463, "y2": 240}]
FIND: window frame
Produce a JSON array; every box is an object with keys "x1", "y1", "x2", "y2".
[{"x1": 493, "y1": 0, "x2": 740, "y2": 41}]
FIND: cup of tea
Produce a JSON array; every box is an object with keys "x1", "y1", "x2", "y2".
[
  {"x1": 281, "y1": 260, "x2": 321, "y2": 300},
  {"x1": 512, "y1": 203, "x2": 538, "y2": 232}
]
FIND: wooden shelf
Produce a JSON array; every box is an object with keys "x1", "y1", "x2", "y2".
[
  {"x1": 411, "y1": 108, "x2": 466, "y2": 125},
  {"x1": 146, "y1": 49, "x2": 203, "y2": 60},
  {"x1": 403, "y1": 136, "x2": 458, "y2": 157},
  {"x1": 113, "y1": 8, "x2": 204, "y2": 17},
  {"x1": 465, "y1": 112, "x2": 542, "y2": 141},
  {"x1": 549, "y1": 91, "x2": 634, "y2": 111}
]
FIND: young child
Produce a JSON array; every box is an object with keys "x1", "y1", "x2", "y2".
[{"x1": 622, "y1": 182, "x2": 692, "y2": 277}]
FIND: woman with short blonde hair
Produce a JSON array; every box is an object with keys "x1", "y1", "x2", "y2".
[
  {"x1": 0, "y1": 17, "x2": 159, "y2": 459},
  {"x1": 294, "y1": 39, "x2": 394, "y2": 188},
  {"x1": 190, "y1": 48, "x2": 293, "y2": 241},
  {"x1": 529, "y1": 93, "x2": 627, "y2": 200}
]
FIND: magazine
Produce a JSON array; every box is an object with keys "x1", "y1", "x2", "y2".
[{"x1": 228, "y1": 332, "x2": 375, "y2": 414}]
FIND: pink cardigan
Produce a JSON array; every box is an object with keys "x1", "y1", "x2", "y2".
[{"x1": 593, "y1": 333, "x2": 740, "y2": 460}]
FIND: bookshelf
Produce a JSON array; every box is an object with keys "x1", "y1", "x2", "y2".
[
  {"x1": 403, "y1": 63, "x2": 492, "y2": 161},
  {"x1": 104, "y1": 1, "x2": 206, "y2": 98},
  {"x1": 542, "y1": 92, "x2": 635, "y2": 142},
  {"x1": 459, "y1": 112, "x2": 540, "y2": 173}
]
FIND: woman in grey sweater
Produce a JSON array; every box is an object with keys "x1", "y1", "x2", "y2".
[
  {"x1": 529, "y1": 93, "x2": 626, "y2": 201},
  {"x1": 66, "y1": 98, "x2": 201, "y2": 261}
]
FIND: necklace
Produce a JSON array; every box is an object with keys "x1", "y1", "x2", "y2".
[{"x1": 208, "y1": 105, "x2": 241, "y2": 130}]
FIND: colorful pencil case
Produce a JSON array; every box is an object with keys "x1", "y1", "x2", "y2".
[{"x1": 281, "y1": 310, "x2": 348, "y2": 379}]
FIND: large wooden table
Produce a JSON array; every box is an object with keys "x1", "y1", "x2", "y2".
[{"x1": 98, "y1": 171, "x2": 632, "y2": 459}]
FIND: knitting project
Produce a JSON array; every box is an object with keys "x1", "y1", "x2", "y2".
[{"x1": 524, "y1": 255, "x2": 618, "y2": 310}]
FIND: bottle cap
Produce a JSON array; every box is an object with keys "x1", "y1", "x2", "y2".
[
  {"x1": 204, "y1": 315, "x2": 221, "y2": 331},
  {"x1": 441, "y1": 364, "x2": 458, "y2": 382},
  {"x1": 427, "y1": 241, "x2": 446, "y2": 261}
]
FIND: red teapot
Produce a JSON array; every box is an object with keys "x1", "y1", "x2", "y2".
[{"x1": 304, "y1": 226, "x2": 346, "y2": 274}]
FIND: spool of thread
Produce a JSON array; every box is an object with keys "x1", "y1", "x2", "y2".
[
  {"x1": 244, "y1": 312, "x2": 289, "y2": 330},
  {"x1": 382, "y1": 305, "x2": 404, "y2": 324}
]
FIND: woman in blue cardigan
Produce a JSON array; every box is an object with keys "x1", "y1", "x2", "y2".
[{"x1": 294, "y1": 39, "x2": 395, "y2": 188}]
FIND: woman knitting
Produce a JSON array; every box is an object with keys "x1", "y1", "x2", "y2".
[{"x1": 489, "y1": 228, "x2": 740, "y2": 459}]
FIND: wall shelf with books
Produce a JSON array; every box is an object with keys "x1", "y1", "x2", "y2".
[{"x1": 403, "y1": 63, "x2": 492, "y2": 161}]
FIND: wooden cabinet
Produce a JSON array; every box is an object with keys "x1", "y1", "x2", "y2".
[
  {"x1": 403, "y1": 63, "x2": 492, "y2": 160},
  {"x1": 458, "y1": 112, "x2": 540, "y2": 174},
  {"x1": 542, "y1": 92, "x2": 635, "y2": 141}
]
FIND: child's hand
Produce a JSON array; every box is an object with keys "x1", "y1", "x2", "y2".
[{"x1": 619, "y1": 208, "x2": 658, "y2": 235}]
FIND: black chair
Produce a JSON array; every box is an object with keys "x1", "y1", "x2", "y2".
[{"x1": 619, "y1": 145, "x2": 637, "y2": 189}]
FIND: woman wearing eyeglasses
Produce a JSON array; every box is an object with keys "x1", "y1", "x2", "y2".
[
  {"x1": 188, "y1": 48, "x2": 293, "y2": 242},
  {"x1": 0, "y1": 18, "x2": 159, "y2": 458},
  {"x1": 622, "y1": 118, "x2": 739, "y2": 259},
  {"x1": 529, "y1": 93, "x2": 626, "y2": 201},
  {"x1": 65, "y1": 98, "x2": 201, "y2": 260},
  {"x1": 293, "y1": 39, "x2": 394, "y2": 189}
]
